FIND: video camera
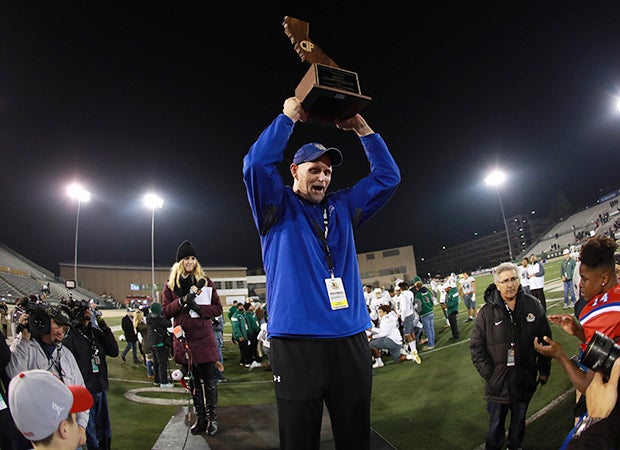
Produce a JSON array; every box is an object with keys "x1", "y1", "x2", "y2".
[
  {"x1": 17, "y1": 298, "x2": 72, "y2": 338},
  {"x1": 580, "y1": 331, "x2": 620, "y2": 378},
  {"x1": 60, "y1": 297, "x2": 90, "y2": 327}
]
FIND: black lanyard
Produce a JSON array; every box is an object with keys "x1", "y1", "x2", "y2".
[
  {"x1": 75, "y1": 326, "x2": 100, "y2": 358},
  {"x1": 312, "y1": 206, "x2": 335, "y2": 276},
  {"x1": 503, "y1": 301, "x2": 516, "y2": 346},
  {"x1": 298, "y1": 198, "x2": 335, "y2": 276}
]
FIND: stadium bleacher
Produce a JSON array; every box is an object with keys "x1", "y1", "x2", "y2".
[
  {"x1": 0, "y1": 243, "x2": 113, "y2": 306},
  {"x1": 526, "y1": 195, "x2": 620, "y2": 259},
  {"x1": 1, "y1": 189, "x2": 617, "y2": 303}
]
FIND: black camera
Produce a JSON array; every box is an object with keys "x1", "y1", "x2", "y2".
[
  {"x1": 580, "y1": 331, "x2": 620, "y2": 378},
  {"x1": 16, "y1": 300, "x2": 73, "y2": 338},
  {"x1": 61, "y1": 297, "x2": 90, "y2": 327},
  {"x1": 15, "y1": 297, "x2": 49, "y2": 337}
]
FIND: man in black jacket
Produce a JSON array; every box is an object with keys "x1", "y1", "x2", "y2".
[
  {"x1": 147, "y1": 302, "x2": 172, "y2": 387},
  {"x1": 120, "y1": 308, "x2": 139, "y2": 363},
  {"x1": 470, "y1": 262, "x2": 552, "y2": 450},
  {"x1": 62, "y1": 299, "x2": 119, "y2": 450}
]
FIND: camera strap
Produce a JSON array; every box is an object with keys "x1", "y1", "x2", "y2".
[{"x1": 75, "y1": 327, "x2": 100, "y2": 360}]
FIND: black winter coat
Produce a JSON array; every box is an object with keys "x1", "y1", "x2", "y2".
[
  {"x1": 146, "y1": 314, "x2": 172, "y2": 348},
  {"x1": 63, "y1": 321, "x2": 119, "y2": 393},
  {"x1": 470, "y1": 284, "x2": 552, "y2": 403},
  {"x1": 121, "y1": 314, "x2": 138, "y2": 343}
]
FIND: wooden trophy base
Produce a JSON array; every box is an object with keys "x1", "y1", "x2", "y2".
[{"x1": 295, "y1": 63, "x2": 371, "y2": 126}]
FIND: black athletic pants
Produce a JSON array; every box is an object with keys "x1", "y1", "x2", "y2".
[{"x1": 270, "y1": 332, "x2": 372, "y2": 450}]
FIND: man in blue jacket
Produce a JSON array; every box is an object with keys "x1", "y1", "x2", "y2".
[{"x1": 243, "y1": 96, "x2": 400, "y2": 450}]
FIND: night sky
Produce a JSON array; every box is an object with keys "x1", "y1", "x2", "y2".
[{"x1": 2, "y1": 3, "x2": 619, "y2": 274}]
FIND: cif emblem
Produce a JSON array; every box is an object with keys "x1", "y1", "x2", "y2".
[
  {"x1": 300, "y1": 39, "x2": 314, "y2": 53},
  {"x1": 330, "y1": 279, "x2": 341, "y2": 290}
]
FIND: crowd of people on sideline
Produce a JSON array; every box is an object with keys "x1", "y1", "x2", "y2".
[
  {"x1": 363, "y1": 270, "x2": 485, "y2": 369},
  {"x1": 1, "y1": 229, "x2": 618, "y2": 449}
]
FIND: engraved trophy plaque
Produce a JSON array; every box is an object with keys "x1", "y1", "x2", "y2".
[{"x1": 283, "y1": 16, "x2": 371, "y2": 126}]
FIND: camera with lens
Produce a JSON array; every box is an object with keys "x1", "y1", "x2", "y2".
[
  {"x1": 16, "y1": 298, "x2": 74, "y2": 337},
  {"x1": 60, "y1": 297, "x2": 90, "y2": 327},
  {"x1": 580, "y1": 331, "x2": 620, "y2": 378},
  {"x1": 16, "y1": 298, "x2": 51, "y2": 337}
]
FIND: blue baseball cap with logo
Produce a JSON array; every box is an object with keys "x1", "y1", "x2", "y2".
[{"x1": 293, "y1": 143, "x2": 343, "y2": 167}]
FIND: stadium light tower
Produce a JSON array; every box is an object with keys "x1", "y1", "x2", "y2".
[
  {"x1": 144, "y1": 193, "x2": 163, "y2": 302},
  {"x1": 66, "y1": 183, "x2": 91, "y2": 284},
  {"x1": 485, "y1": 170, "x2": 513, "y2": 261}
]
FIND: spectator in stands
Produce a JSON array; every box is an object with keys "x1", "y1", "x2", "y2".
[
  {"x1": 161, "y1": 240, "x2": 224, "y2": 436},
  {"x1": 8, "y1": 369, "x2": 93, "y2": 450},
  {"x1": 369, "y1": 304, "x2": 414, "y2": 368},
  {"x1": 62, "y1": 298, "x2": 118, "y2": 450},
  {"x1": 527, "y1": 254, "x2": 547, "y2": 310},
  {"x1": 518, "y1": 257, "x2": 531, "y2": 295},
  {"x1": 120, "y1": 308, "x2": 140, "y2": 363},
  {"x1": 561, "y1": 249, "x2": 577, "y2": 309}
]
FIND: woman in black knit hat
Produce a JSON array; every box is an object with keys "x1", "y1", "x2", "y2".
[{"x1": 161, "y1": 240, "x2": 224, "y2": 436}]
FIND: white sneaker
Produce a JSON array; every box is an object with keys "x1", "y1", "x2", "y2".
[
  {"x1": 160, "y1": 383, "x2": 174, "y2": 388},
  {"x1": 412, "y1": 351, "x2": 422, "y2": 364},
  {"x1": 248, "y1": 361, "x2": 262, "y2": 370},
  {"x1": 372, "y1": 358, "x2": 384, "y2": 368}
]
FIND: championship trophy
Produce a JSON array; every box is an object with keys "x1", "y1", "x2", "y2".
[{"x1": 283, "y1": 16, "x2": 371, "y2": 126}]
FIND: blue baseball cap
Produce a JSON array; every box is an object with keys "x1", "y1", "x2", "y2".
[{"x1": 293, "y1": 143, "x2": 343, "y2": 167}]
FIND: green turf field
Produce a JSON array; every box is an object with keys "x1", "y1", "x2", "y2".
[{"x1": 104, "y1": 257, "x2": 579, "y2": 449}]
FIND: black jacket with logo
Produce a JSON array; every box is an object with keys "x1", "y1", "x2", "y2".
[{"x1": 470, "y1": 284, "x2": 552, "y2": 403}]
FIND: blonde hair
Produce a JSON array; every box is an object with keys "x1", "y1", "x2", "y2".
[
  {"x1": 133, "y1": 309, "x2": 144, "y2": 330},
  {"x1": 166, "y1": 260, "x2": 207, "y2": 290}
]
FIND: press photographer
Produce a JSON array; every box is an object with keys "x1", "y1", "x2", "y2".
[
  {"x1": 563, "y1": 334, "x2": 620, "y2": 449},
  {"x1": 62, "y1": 296, "x2": 119, "y2": 450},
  {"x1": 6, "y1": 299, "x2": 89, "y2": 447}
]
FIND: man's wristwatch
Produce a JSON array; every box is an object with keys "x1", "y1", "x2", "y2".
[{"x1": 574, "y1": 415, "x2": 604, "y2": 437}]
